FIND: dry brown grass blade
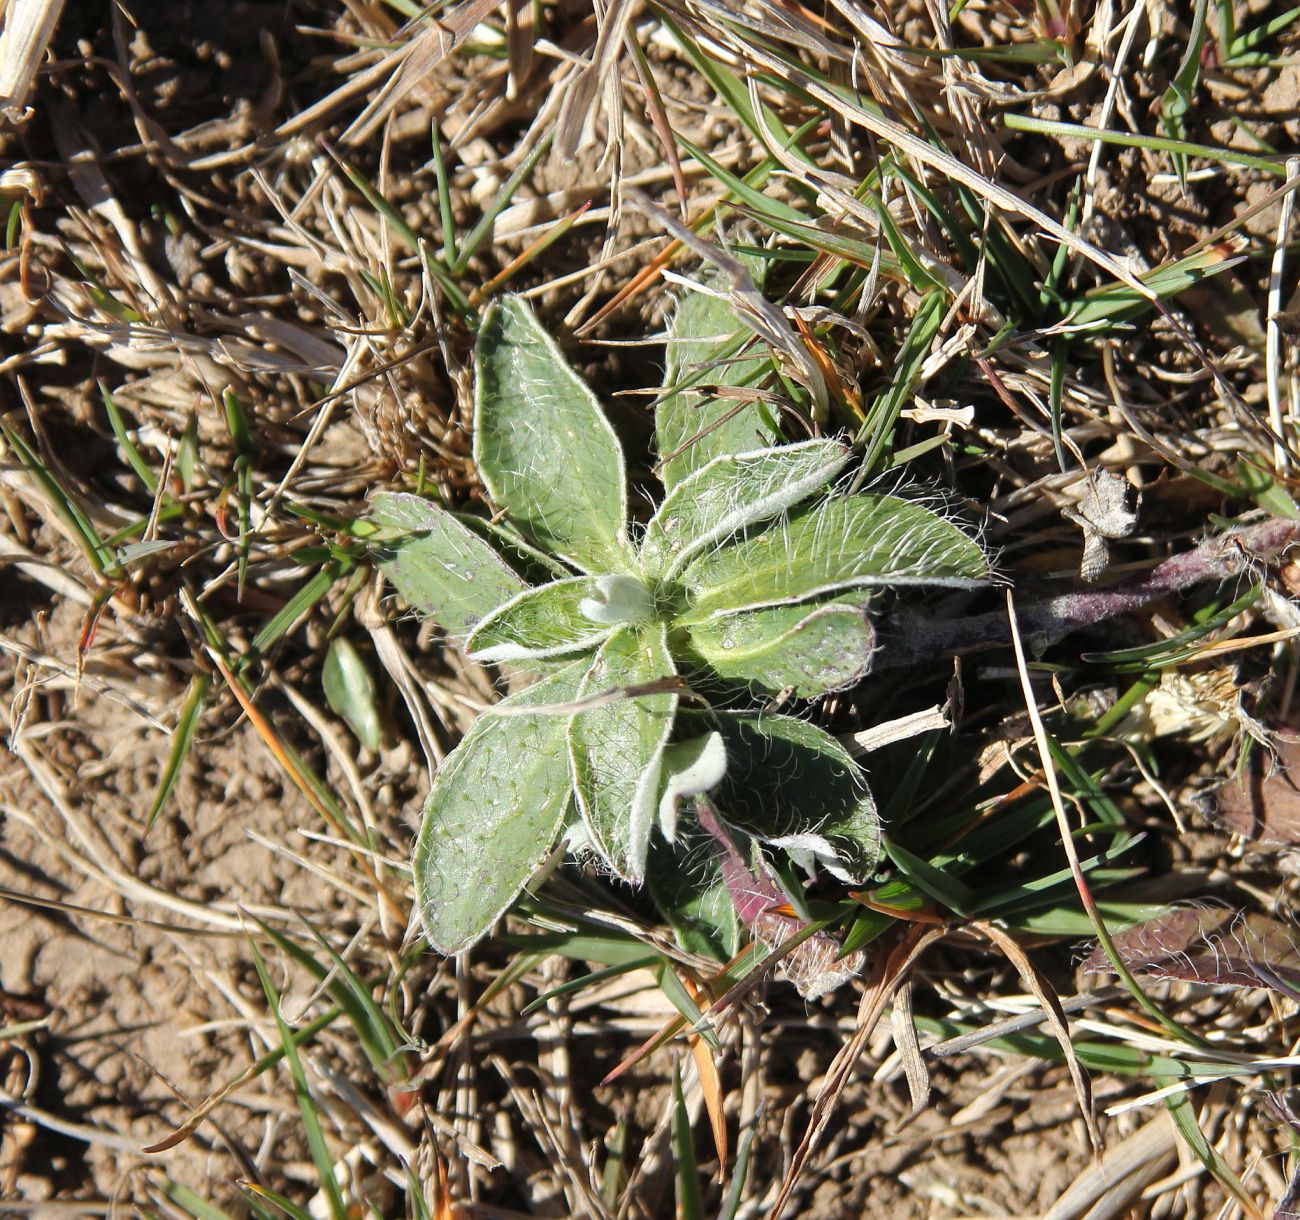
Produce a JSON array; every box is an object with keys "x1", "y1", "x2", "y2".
[
  {"x1": 0, "y1": 0, "x2": 65, "y2": 121},
  {"x1": 972, "y1": 919, "x2": 1101, "y2": 1156},
  {"x1": 555, "y1": 0, "x2": 633, "y2": 158},
  {"x1": 888, "y1": 977, "x2": 930, "y2": 1122},
  {"x1": 771, "y1": 924, "x2": 945, "y2": 1218},
  {"x1": 342, "y1": 0, "x2": 505, "y2": 146},
  {"x1": 1041, "y1": 1113, "x2": 1177, "y2": 1220},
  {"x1": 197, "y1": 638, "x2": 407, "y2": 931}
]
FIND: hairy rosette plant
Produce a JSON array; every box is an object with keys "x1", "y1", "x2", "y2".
[{"x1": 369, "y1": 293, "x2": 990, "y2": 957}]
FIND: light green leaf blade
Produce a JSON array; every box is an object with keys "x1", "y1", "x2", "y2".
[
  {"x1": 475, "y1": 295, "x2": 632, "y2": 572},
  {"x1": 687, "y1": 598, "x2": 877, "y2": 697},
  {"x1": 466, "y1": 576, "x2": 618, "y2": 664},
  {"x1": 677, "y1": 493, "x2": 988, "y2": 623},
  {"x1": 414, "y1": 663, "x2": 584, "y2": 953},
  {"x1": 322, "y1": 637, "x2": 382, "y2": 751},
  {"x1": 656, "y1": 283, "x2": 777, "y2": 491},
  {"x1": 569, "y1": 625, "x2": 678, "y2": 882},
  {"x1": 702, "y1": 712, "x2": 881, "y2": 882},
  {"x1": 640, "y1": 439, "x2": 850, "y2": 580},
  {"x1": 369, "y1": 492, "x2": 527, "y2": 642}
]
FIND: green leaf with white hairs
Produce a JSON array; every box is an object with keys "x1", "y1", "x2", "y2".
[
  {"x1": 569, "y1": 626, "x2": 679, "y2": 882},
  {"x1": 701, "y1": 712, "x2": 881, "y2": 883},
  {"x1": 677, "y1": 493, "x2": 989, "y2": 623},
  {"x1": 475, "y1": 296, "x2": 632, "y2": 573},
  {"x1": 646, "y1": 827, "x2": 742, "y2": 961},
  {"x1": 369, "y1": 492, "x2": 527, "y2": 642},
  {"x1": 466, "y1": 576, "x2": 619, "y2": 665},
  {"x1": 656, "y1": 283, "x2": 777, "y2": 491},
  {"x1": 641, "y1": 439, "x2": 850, "y2": 580},
  {"x1": 413, "y1": 662, "x2": 586, "y2": 954},
  {"x1": 686, "y1": 598, "x2": 877, "y2": 697}
]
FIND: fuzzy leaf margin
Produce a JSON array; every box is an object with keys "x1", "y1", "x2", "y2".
[
  {"x1": 475, "y1": 296, "x2": 633, "y2": 573},
  {"x1": 641, "y1": 439, "x2": 850, "y2": 580},
  {"x1": 678, "y1": 492, "x2": 989, "y2": 623},
  {"x1": 413, "y1": 662, "x2": 584, "y2": 953},
  {"x1": 569, "y1": 625, "x2": 679, "y2": 882},
  {"x1": 369, "y1": 492, "x2": 528, "y2": 642}
]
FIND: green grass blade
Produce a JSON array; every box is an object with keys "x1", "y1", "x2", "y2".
[
  {"x1": 1164, "y1": 1087, "x2": 1259, "y2": 1215},
  {"x1": 671, "y1": 1061, "x2": 705, "y2": 1220},
  {"x1": 1003, "y1": 112, "x2": 1287, "y2": 177},
  {"x1": 154, "y1": 1179, "x2": 238, "y2": 1220},
  {"x1": 430, "y1": 118, "x2": 457, "y2": 265},
  {"x1": 1, "y1": 421, "x2": 111, "y2": 575},
  {"x1": 101, "y1": 383, "x2": 159, "y2": 494},
  {"x1": 146, "y1": 672, "x2": 210, "y2": 832},
  {"x1": 855, "y1": 289, "x2": 945, "y2": 476},
  {"x1": 452, "y1": 129, "x2": 555, "y2": 276},
  {"x1": 248, "y1": 940, "x2": 348, "y2": 1220},
  {"x1": 247, "y1": 559, "x2": 349, "y2": 661}
]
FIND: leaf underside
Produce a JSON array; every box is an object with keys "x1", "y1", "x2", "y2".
[
  {"x1": 706, "y1": 712, "x2": 881, "y2": 882},
  {"x1": 413, "y1": 663, "x2": 585, "y2": 953},
  {"x1": 475, "y1": 296, "x2": 631, "y2": 573},
  {"x1": 369, "y1": 492, "x2": 527, "y2": 642}
]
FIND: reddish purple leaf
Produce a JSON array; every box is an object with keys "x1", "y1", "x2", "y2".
[
  {"x1": 1082, "y1": 906, "x2": 1300, "y2": 995},
  {"x1": 695, "y1": 798, "x2": 863, "y2": 999}
]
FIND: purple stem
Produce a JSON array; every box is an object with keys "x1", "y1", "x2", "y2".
[{"x1": 878, "y1": 516, "x2": 1300, "y2": 669}]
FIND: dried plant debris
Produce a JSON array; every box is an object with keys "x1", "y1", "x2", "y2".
[
  {"x1": 1213, "y1": 735, "x2": 1300, "y2": 846},
  {"x1": 1061, "y1": 467, "x2": 1142, "y2": 582}
]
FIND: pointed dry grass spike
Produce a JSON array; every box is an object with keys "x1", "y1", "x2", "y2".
[
  {"x1": 0, "y1": 0, "x2": 66, "y2": 121},
  {"x1": 628, "y1": 190, "x2": 829, "y2": 416},
  {"x1": 888, "y1": 978, "x2": 930, "y2": 1121},
  {"x1": 556, "y1": 0, "x2": 634, "y2": 158},
  {"x1": 973, "y1": 920, "x2": 1100, "y2": 1155},
  {"x1": 0, "y1": 632, "x2": 166, "y2": 729}
]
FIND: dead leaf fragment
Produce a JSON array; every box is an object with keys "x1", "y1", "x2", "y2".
[{"x1": 1213, "y1": 736, "x2": 1300, "y2": 845}]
